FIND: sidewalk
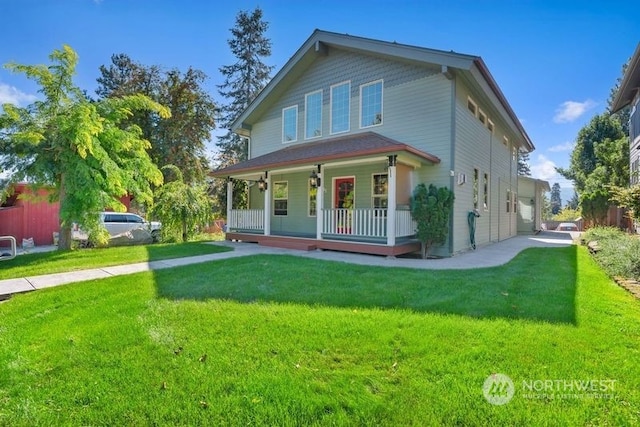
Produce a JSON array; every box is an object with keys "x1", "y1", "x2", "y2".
[{"x1": 0, "y1": 231, "x2": 576, "y2": 300}]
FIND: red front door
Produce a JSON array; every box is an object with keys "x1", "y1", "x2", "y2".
[{"x1": 334, "y1": 178, "x2": 354, "y2": 208}]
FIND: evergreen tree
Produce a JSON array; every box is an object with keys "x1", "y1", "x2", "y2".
[
  {"x1": 214, "y1": 7, "x2": 273, "y2": 214},
  {"x1": 518, "y1": 151, "x2": 531, "y2": 176},
  {"x1": 96, "y1": 54, "x2": 216, "y2": 184},
  {"x1": 608, "y1": 57, "x2": 630, "y2": 136},
  {"x1": 550, "y1": 183, "x2": 562, "y2": 215}
]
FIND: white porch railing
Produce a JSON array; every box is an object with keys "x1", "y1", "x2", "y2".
[
  {"x1": 322, "y1": 208, "x2": 416, "y2": 238},
  {"x1": 395, "y1": 209, "x2": 417, "y2": 237},
  {"x1": 229, "y1": 209, "x2": 264, "y2": 231},
  {"x1": 227, "y1": 208, "x2": 416, "y2": 238}
]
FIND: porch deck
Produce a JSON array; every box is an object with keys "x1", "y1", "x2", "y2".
[{"x1": 225, "y1": 232, "x2": 421, "y2": 257}]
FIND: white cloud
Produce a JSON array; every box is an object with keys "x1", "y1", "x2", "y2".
[
  {"x1": 530, "y1": 154, "x2": 559, "y2": 181},
  {"x1": 548, "y1": 141, "x2": 574, "y2": 152},
  {"x1": 0, "y1": 83, "x2": 38, "y2": 106},
  {"x1": 553, "y1": 99, "x2": 597, "y2": 123}
]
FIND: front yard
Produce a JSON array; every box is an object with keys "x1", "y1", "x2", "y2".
[{"x1": 0, "y1": 245, "x2": 638, "y2": 425}]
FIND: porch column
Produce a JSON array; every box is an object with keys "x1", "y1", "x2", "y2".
[
  {"x1": 226, "y1": 178, "x2": 233, "y2": 230},
  {"x1": 315, "y1": 166, "x2": 323, "y2": 240},
  {"x1": 387, "y1": 156, "x2": 397, "y2": 246},
  {"x1": 263, "y1": 172, "x2": 271, "y2": 236}
]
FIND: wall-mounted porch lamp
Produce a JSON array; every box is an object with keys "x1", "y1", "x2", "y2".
[
  {"x1": 309, "y1": 165, "x2": 321, "y2": 188},
  {"x1": 257, "y1": 171, "x2": 268, "y2": 192}
]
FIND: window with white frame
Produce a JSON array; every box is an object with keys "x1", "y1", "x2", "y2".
[
  {"x1": 308, "y1": 184, "x2": 317, "y2": 217},
  {"x1": 487, "y1": 119, "x2": 494, "y2": 133},
  {"x1": 483, "y1": 172, "x2": 489, "y2": 210},
  {"x1": 473, "y1": 168, "x2": 479, "y2": 210},
  {"x1": 467, "y1": 97, "x2": 477, "y2": 116},
  {"x1": 513, "y1": 191, "x2": 517, "y2": 213},
  {"x1": 360, "y1": 80, "x2": 383, "y2": 128},
  {"x1": 372, "y1": 173, "x2": 388, "y2": 209},
  {"x1": 273, "y1": 181, "x2": 288, "y2": 216},
  {"x1": 282, "y1": 106, "x2": 297, "y2": 142},
  {"x1": 503, "y1": 136, "x2": 509, "y2": 146},
  {"x1": 330, "y1": 81, "x2": 350, "y2": 134},
  {"x1": 305, "y1": 90, "x2": 322, "y2": 139},
  {"x1": 478, "y1": 109, "x2": 487, "y2": 125},
  {"x1": 506, "y1": 189, "x2": 511, "y2": 213}
]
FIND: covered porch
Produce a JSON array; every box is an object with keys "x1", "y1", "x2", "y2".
[{"x1": 212, "y1": 132, "x2": 441, "y2": 256}]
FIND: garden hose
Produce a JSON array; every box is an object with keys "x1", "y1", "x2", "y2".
[{"x1": 468, "y1": 210, "x2": 480, "y2": 250}]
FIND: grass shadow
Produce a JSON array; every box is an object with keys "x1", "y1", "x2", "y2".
[{"x1": 153, "y1": 245, "x2": 578, "y2": 324}]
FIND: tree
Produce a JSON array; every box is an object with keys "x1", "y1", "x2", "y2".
[
  {"x1": 96, "y1": 54, "x2": 216, "y2": 184},
  {"x1": 550, "y1": 183, "x2": 562, "y2": 215},
  {"x1": 557, "y1": 114, "x2": 626, "y2": 193},
  {"x1": 151, "y1": 165, "x2": 211, "y2": 242},
  {"x1": 213, "y1": 7, "x2": 273, "y2": 215},
  {"x1": 610, "y1": 184, "x2": 640, "y2": 230},
  {"x1": 518, "y1": 151, "x2": 531, "y2": 176},
  {"x1": 566, "y1": 191, "x2": 579, "y2": 210},
  {"x1": 410, "y1": 184, "x2": 455, "y2": 259},
  {"x1": 0, "y1": 46, "x2": 169, "y2": 249},
  {"x1": 541, "y1": 193, "x2": 552, "y2": 221}
]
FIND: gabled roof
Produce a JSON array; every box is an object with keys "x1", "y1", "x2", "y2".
[
  {"x1": 232, "y1": 29, "x2": 534, "y2": 151},
  {"x1": 211, "y1": 132, "x2": 440, "y2": 177},
  {"x1": 611, "y1": 43, "x2": 640, "y2": 113}
]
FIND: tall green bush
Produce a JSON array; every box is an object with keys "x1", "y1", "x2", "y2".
[{"x1": 410, "y1": 184, "x2": 454, "y2": 259}]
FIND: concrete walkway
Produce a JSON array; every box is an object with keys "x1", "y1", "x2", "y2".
[{"x1": 0, "y1": 231, "x2": 576, "y2": 300}]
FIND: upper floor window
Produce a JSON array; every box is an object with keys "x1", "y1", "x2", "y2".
[
  {"x1": 282, "y1": 106, "x2": 297, "y2": 143},
  {"x1": 487, "y1": 119, "x2": 495, "y2": 134},
  {"x1": 331, "y1": 81, "x2": 350, "y2": 134},
  {"x1": 360, "y1": 80, "x2": 383, "y2": 128},
  {"x1": 467, "y1": 97, "x2": 477, "y2": 116},
  {"x1": 478, "y1": 109, "x2": 487, "y2": 125},
  {"x1": 305, "y1": 90, "x2": 322, "y2": 139}
]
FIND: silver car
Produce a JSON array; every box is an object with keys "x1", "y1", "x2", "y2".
[{"x1": 73, "y1": 212, "x2": 161, "y2": 242}]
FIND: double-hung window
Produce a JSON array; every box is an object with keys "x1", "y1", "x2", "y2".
[
  {"x1": 282, "y1": 106, "x2": 297, "y2": 143},
  {"x1": 360, "y1": 80, "x2": 383, "y2": 128},
  {"x1": 372, "y1": 173, "x2": 388, "y2": 209},
  {"x1": 273, "y1": 182, "x2": 288, "y2": 216},
  {"x1": 331, "y1": 81, "x2": 350, "y2": 134},
  {"x1": 305, "y1": 90, "x2": 322, "y2": 139}
]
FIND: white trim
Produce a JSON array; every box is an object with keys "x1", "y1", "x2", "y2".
[
  {"x1": 304, "y1": 89, "x2": 323, "y2": 140},
  {"x1": 487, "y1": 119, "x2": 495, "y2": 134},
  {"x1": 371, "y1": 172, "x2": 388, "y2": 209},
  {"x1": 483, "y1": 171, "x2": 490, "y2": 211},
  {"x1": 359, "y1": 79, "x2": 383, "y2": 129},
  {"x1": 503, "y1": 135, "x2": 509, "y2": 146},
  {"x1": 282, "y1": 105, "x2": 298, "y2": 143},
  {"x1": 478, "y1": 108, "x2": 487, "y2": 125},
  {"x1": 467, "y1": 97, "x2": 478, "y2": 117},
  {"x1": 330, "y1": 80, "x2": 351, "y2": 135}
]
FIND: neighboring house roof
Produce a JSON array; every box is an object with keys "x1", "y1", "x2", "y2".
[
  {"x1": 211, "y1": 132, "x2": 440, "y2": 177},
  {"x1": 611, "y1": 43, "x2": 640, "y2": 113},
  {"x1": 517, "y1": 175, "x2": 551, "y2": 192},
  {"x1": 232, "y1": 29, "x2": 534, "y2": 152}
]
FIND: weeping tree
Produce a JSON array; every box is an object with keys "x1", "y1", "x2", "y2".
[
  {"x1": 0, "y1": 45, "x2": 169, "y2": 249},
  {"x1": 151, "y1": 165, "x2": 211, "y2": 242},
  {"x1": 411, "y1": 184, "x2": 455, "y2": 259}
]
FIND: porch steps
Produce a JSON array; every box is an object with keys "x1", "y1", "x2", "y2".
[{"x1": 259, "y1": 239, "x2": 317, "y2": 251}]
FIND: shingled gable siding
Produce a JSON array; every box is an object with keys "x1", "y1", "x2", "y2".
[{"x1": 248, "y1": 48, "x2": 446, "y2": 159}]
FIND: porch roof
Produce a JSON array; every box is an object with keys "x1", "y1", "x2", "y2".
[{"x1": 210, "y1": 132, "x2": 441, "y2": 177}]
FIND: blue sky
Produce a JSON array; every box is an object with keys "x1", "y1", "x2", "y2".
[{"x1": 1, "y1": 0, "x2": 638, "y2": 200}]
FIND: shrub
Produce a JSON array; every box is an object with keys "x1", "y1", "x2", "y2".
[{"x1": 582, "y1": 227, "x2": 640, "y2": 279}]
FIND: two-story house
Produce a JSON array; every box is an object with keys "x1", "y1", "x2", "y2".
[
  {"x1": 212, "y1": 30, "x2": 540, "y2": 257},
  {"x1": 611, "y1": 43, "x2": 640, "y2": 187}
]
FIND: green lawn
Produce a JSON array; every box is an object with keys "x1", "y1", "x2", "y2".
[
  {"x1": 0, "y1": 246, "x2": 638, "y2": 425},
  {"x1": 0, "y1": 241, "x2": 232, "y2": 280}
]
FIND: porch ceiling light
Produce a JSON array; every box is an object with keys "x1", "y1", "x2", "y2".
[
  {"x1": 257, "y1": 176, "x2": 267, "y2": 192},
  {"x1": 309, "y1": 170, "x2": 321, "y2": 188}
]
